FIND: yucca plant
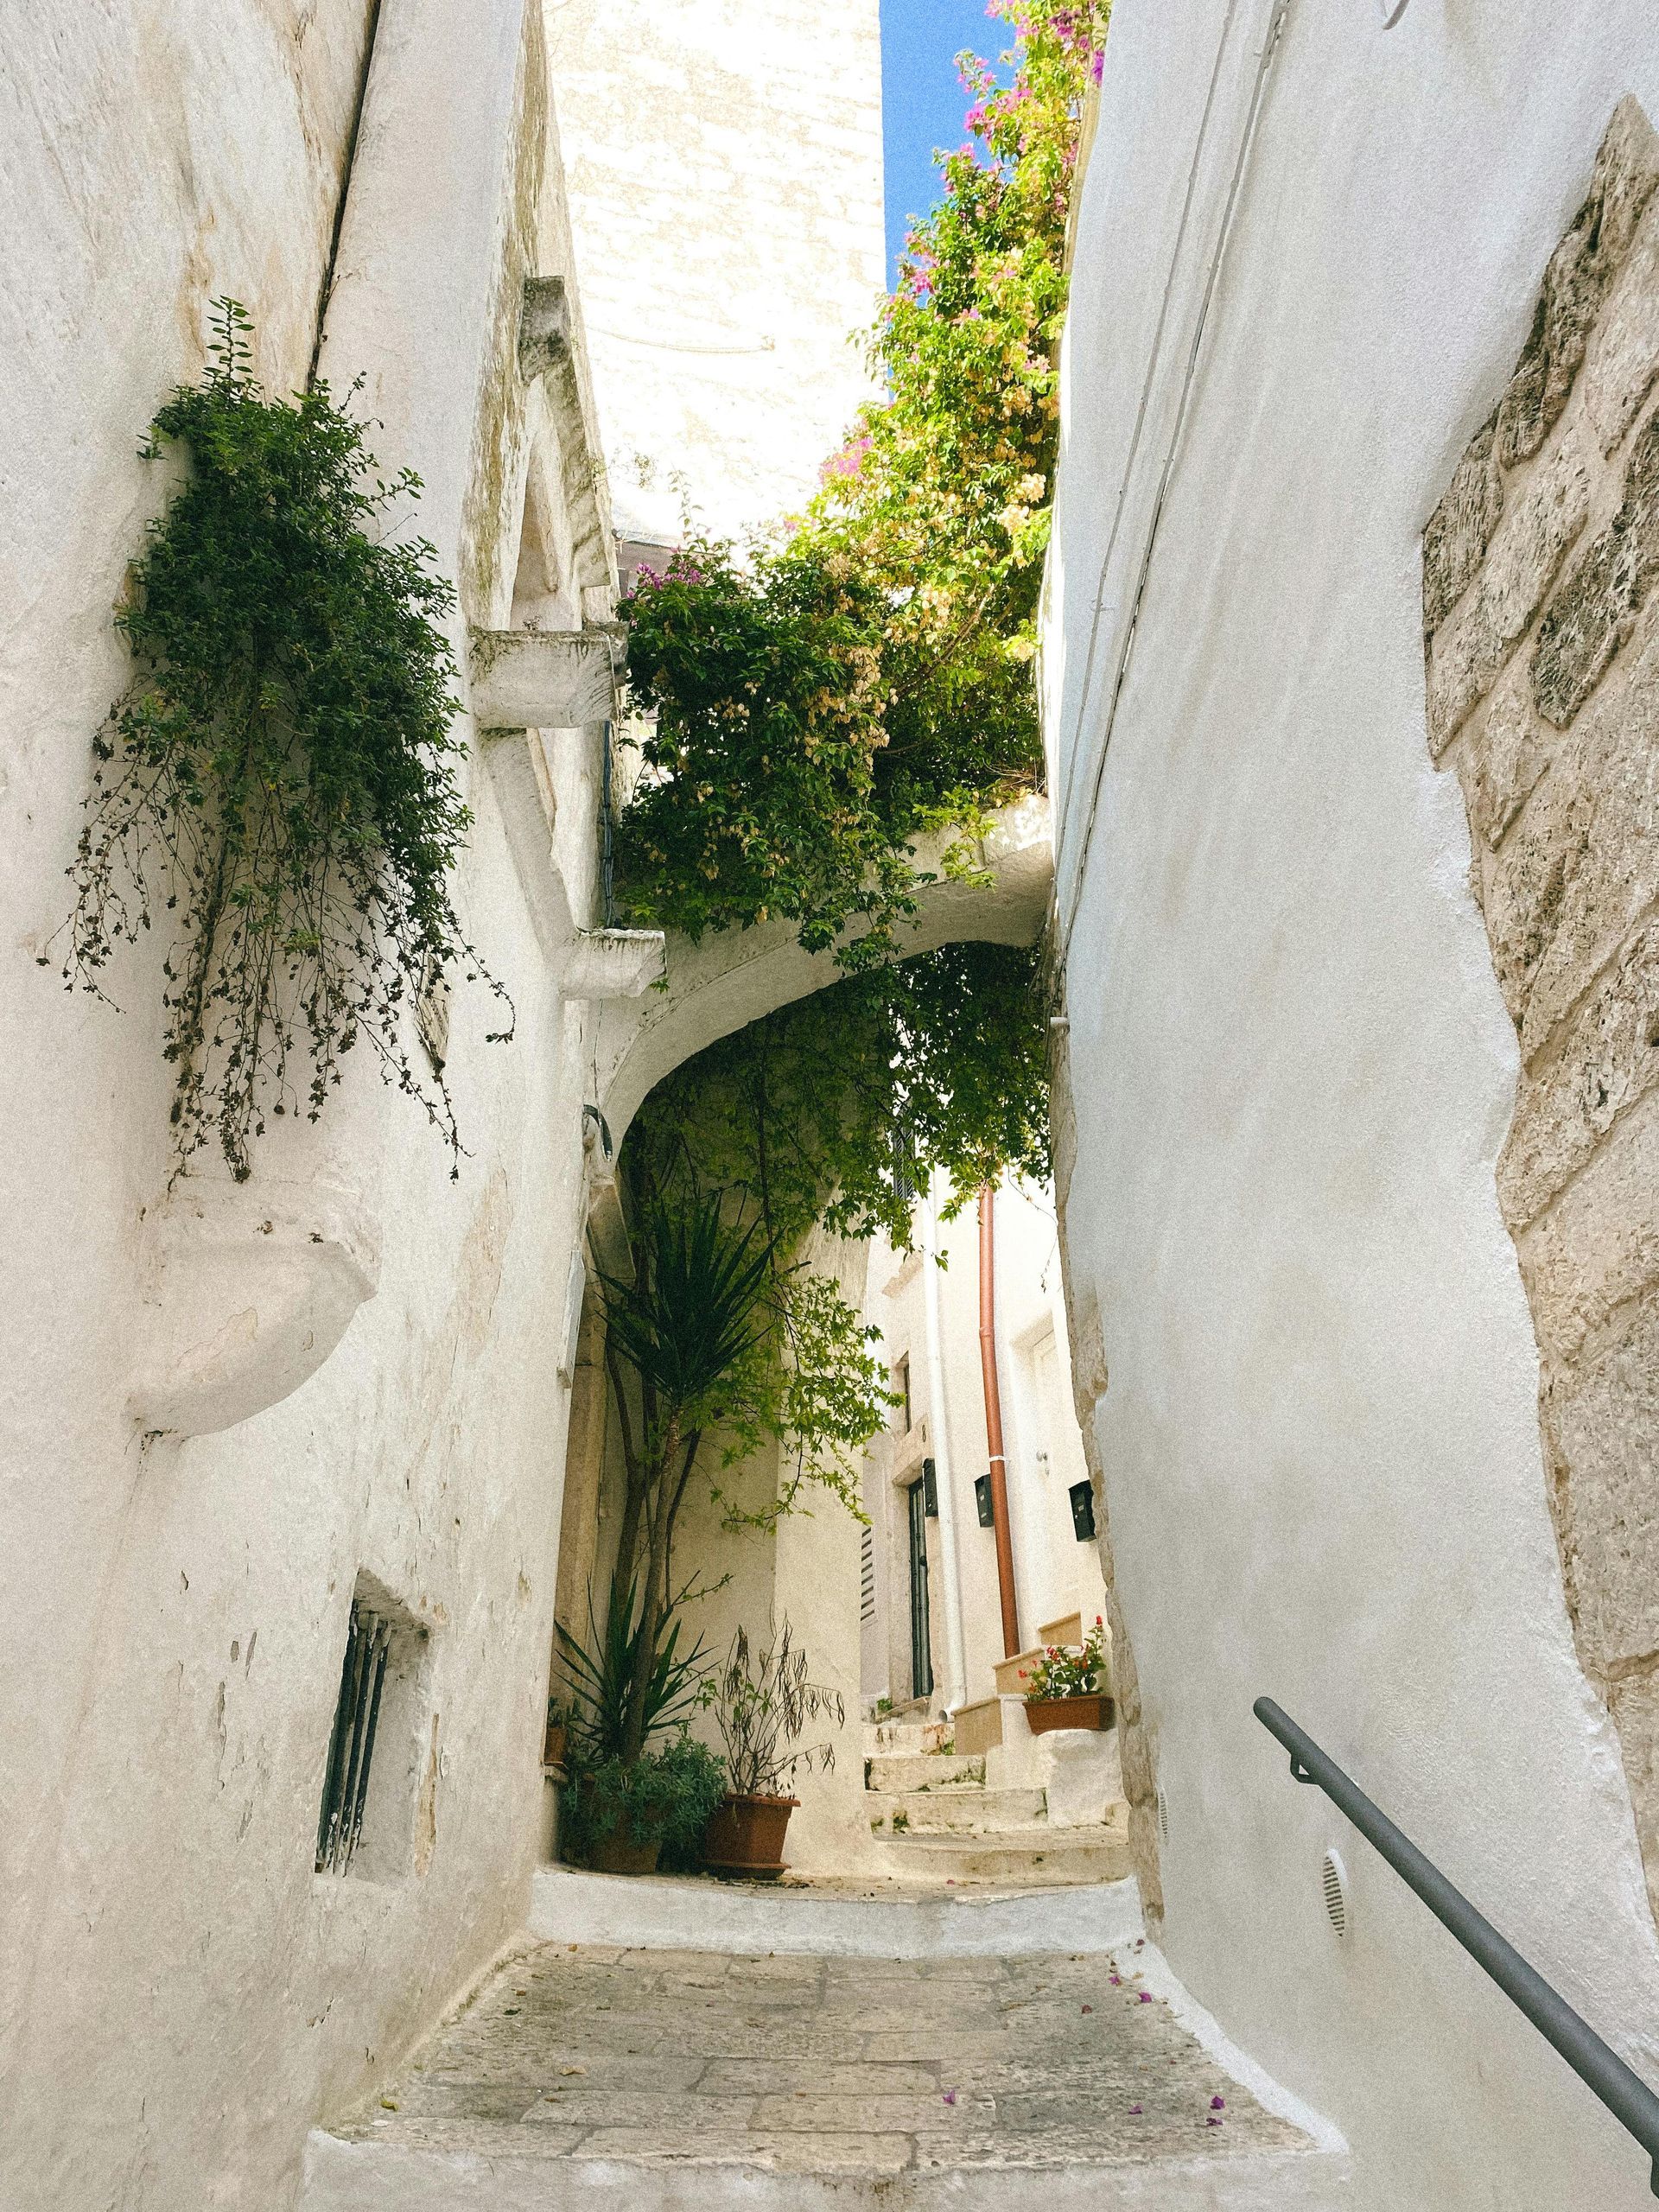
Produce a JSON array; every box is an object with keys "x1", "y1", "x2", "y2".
[
  {"x1": 556, "y1": 1575, "x2": 709, "y2": 1763},
  {"x1": 599, "y1": 1194, "x2": 779, "y2": 1762}
]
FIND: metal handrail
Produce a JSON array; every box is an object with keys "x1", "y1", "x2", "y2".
[{"x1": 1255, "y1": 1696, "x2": 1659, "y2": 2196}]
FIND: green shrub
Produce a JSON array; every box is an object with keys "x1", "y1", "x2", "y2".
[{"x1": 563, "y1": 1732, "x2": 728, "y2": 1869}]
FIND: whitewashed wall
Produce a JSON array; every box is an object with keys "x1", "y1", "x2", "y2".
[
  {"x1": 545, "y1": 0, "x2": 885, "y2": 544},
  {"x1": 1046, "y1": 3, "x2": 1659, "y2": 2207},
  {"x1": 862, "y1": 1179, "x2": 1105, "y2": 1716},
  {"x1": 0, "y1": 4, "x2": 614, "y2": 2205}
]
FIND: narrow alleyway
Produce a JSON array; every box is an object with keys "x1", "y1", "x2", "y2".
[{"x1": 305, "y1": 1938, "x2": 1346, "y2": 2206}]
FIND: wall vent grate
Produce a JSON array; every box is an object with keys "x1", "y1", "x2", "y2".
[
  {"x1": 1321, "y1": 1848, "x2": 1349, "y2": 1937},
  {"x1": 1156, "y1": 1789, "x2": 1169, "y2": 1846}
]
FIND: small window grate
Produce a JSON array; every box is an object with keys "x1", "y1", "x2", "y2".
[
  {"x1": 1321, "y1": 1848, "x2": 1350, "y2": 1938},
  {"x1": 860, "y1": 1526, "x2": 876, "y2": 1621},
  {"x1": 316, "y1": 1604, "x2": 394, "y2": 1875},
  {"x1": 1157, "y1": 1787, "x2": 1170, "y2": 1846}
]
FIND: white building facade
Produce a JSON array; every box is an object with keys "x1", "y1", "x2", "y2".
[
  {"x1": 1045, "y1": 3, "x2": 1659, "y2": 2206},
  {"x1": 859, "y1": 1177, "x2": 1108, "y2": 1729}
]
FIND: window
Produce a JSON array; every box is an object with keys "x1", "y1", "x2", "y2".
[
  {"x1": 894, "y1": 1354, "x2": 911, "y2": 1433},
  {"x1": 315, "y1": 1587, "x2": 428, "y2": 1878},
  {"x1": 316, "y1": 1601, "x2": 393, "y2": 1874}
]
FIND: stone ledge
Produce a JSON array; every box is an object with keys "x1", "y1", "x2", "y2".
[
  {"x1": 527, "y1": 1864, "x2": 1143, "y2": 1957},
  {"x1": 468, "y1": 626, "x2": 620, "y2": 729},
  {"x1": 129, "y1": 1171, "x2": 379, "y2": 1438}
]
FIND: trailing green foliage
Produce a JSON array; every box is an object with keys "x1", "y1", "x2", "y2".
[
  {"x1": 58, "y1": 299, "x2": 505, "y2": 1179},
  {"x1": 615, "y1": 943, "x2": 1050, "y2": 1546},
  {"x1": 630, "y1": 943, "x2": 1052, "y2": 1255}
]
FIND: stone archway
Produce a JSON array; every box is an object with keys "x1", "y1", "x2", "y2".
[{"x1": 587, "y1": 793, "x2": 1055, "y2": 1155}]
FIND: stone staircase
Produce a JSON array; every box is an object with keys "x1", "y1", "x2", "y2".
[
  {"x1": 301, "y1": 1903, "x2": 1353, "y2": 2209},
  {"x1": 863, "y1": 1719, "x2": 1132, "y2": 1888}
]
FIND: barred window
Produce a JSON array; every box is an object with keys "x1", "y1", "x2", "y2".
[{"x1": 316, "y1": 1600, "x2": 395, "y2": 1876}]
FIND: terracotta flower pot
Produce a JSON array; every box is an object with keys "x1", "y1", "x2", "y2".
[
  {"x1": 1025, "y1": 1693, "x2": 1114, "y2": 1736},
  {"x1": 589, "y1": 1828, "x2": 662, "y2": 1876},
  {"x1": 702, "y1": 1791, "x2": 798, "y2": 1879}
]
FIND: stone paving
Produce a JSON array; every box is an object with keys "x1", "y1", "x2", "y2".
[{"x1": 339, "y1": 1941, "x2": 1314, "y2": 2177}]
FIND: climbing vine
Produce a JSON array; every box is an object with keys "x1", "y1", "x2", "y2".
[
  {"x1": 607, "y1": 3, "x2": 1105, "y2": 1544},
  {"x1": 615, "y1": 0, "x2": 1109, "y2": 960},
  {"x1": 620, "y1": 941, "x2": 1052, "y2": 1529},
  {"x1": 56, "y1": 299, "x2": 506, "y2": 1181}
]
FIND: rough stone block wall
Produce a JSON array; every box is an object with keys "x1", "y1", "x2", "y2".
[{"x1": 1423, "y1": 96, "x2": 1659, "y2": 1914}]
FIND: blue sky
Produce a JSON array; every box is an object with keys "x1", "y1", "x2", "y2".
[{"x1": 880, "y1": 0, "x2": 1004, "y2": 282}]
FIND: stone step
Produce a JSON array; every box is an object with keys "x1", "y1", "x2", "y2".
[
  {"x1": 861, "y1": 1713, "x2": 948, "y2": 1758},
  {"x1": 867, "y1": 1785, "x2": 1047, "y2": 1835},
  {"x1": 866, "y1": 1752, "x2": 985, "y2": 1793},
  {"x1": 301, "y1": 1940, "x2": 1351, "y2": 2209},
  {"x1": 953, "y1": 1696, "x2": 1003, "y2": 1757},
  {"x1": 1037, "y1": 1611, "x2": 1084, "y2": 1647},
  {"x1": 872, "y1": 1821, "x2": 1134, "y2": 1887},
  {"x1": 993, "y1": 1646, "x2": 1052, "y2": 1697}
]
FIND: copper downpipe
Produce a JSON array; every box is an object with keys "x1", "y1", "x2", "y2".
[{"x1": 977, "y1": 1185, "x2": 1021, "y2": 1657}]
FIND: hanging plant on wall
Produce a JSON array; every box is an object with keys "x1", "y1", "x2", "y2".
[{"x1": 54, "y1": 298, "x2": 509, "y2": 1182}]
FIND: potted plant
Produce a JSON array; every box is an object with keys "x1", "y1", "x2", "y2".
[
  {"x1": 563, "y1": 1732, "x2": 727, "y2": 1876},
  {"x1": 704, "y1": 1620, "x2": 844, "y2": 1878},
  {"x1": 1020, "y1": 1616, "x2": 1114, "y2": 1734},
  {"x1": 556, "y1": 1576, "x2": 720, "y2": 1873}
]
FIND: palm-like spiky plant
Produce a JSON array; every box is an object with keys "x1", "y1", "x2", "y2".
[{"x1": 599, "y1": 1194, "x2": 779, "y2": 1761}]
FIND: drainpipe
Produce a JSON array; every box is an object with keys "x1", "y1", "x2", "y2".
[
  {"x1": 921, "y1": 1172, "x2": 968, "y2": 1714},
  {"x1": 978, "y1": 1184, "x2": 1021, "y2": 1657}
]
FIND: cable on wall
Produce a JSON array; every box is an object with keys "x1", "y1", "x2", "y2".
[{"x1": 1053, "y1": 0, "x2": 1294, "y2": 969}]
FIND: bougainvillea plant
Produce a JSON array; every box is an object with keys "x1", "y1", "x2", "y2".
[
  {"x1": 616, "y1": 0, "x2": 1111, "y2": 963},
  {"x1": 57, "y1": 299, "x2": 506, "y2": 1180}
]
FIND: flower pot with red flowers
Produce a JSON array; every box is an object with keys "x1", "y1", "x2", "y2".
[
  {"x1": 705, "y1": 1619, "x2": 844, "y2": 1880},
  {"x1": 1021, "y1": 1617, "x2": 1114, "y2": 1734}
]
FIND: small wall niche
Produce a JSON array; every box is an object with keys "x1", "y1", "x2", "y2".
[{"x1": 315, "y1": 1573, "x2": 432, "y2": 1884}]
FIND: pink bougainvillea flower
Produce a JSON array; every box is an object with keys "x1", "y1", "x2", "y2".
[
  {"x1": 1211, "y1": 2097, "x2": 1225, "y2": 2110},
  {"x1": 1137, "y1": 1993, "x2": 1153, "y2": 2005},
  {"x1": 1207, "y1": 2115, "x2": 1224, "y2": 2128},
  {"x1": 943, "y1": 2089, "x2": 958, "y2": 2106},
  {"x1": 1128, "y1": 2104, "x2": 1142, "y2": 2116}
]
